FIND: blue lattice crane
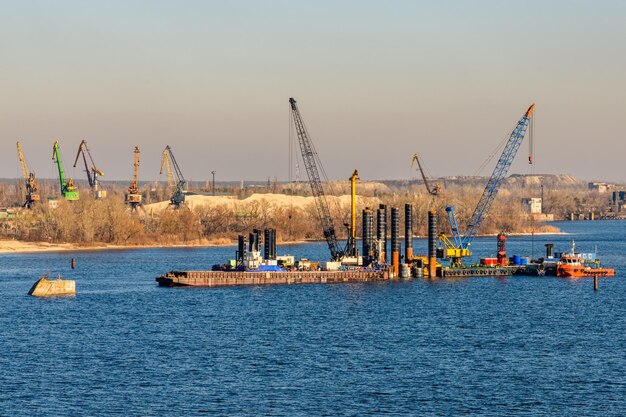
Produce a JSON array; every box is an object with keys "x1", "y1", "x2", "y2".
[{"x1": 439, "y1": 103, "x2": 535, "y2": 266}]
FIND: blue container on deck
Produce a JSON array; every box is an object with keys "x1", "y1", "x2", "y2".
[
  {"x1": 511, "y1": 255, "x2": 522, "y2": 266},
  {"x1": 520, "y1": 257, "x2": 529, "y2": 265},
  {"x1": 257, "y1": 265, "x2": 284, "y2": 272}
]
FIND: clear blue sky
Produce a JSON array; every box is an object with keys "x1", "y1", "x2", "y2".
[{"x1": 1, "y1": 0, "x2": 625, "y2": 183}]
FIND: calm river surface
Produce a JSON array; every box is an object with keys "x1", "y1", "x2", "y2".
[{"x1": 1, "y1": 221, "x2": 625, "y2": 416}]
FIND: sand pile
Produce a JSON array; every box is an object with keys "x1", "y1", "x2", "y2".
[{"x1": 144, "y1": 193, "x2": 382, "y2": 213}]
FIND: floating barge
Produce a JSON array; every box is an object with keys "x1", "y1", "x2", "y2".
[
  {"x1": 156, "y1": 269, "x2": 389, "y2": 287},
  {"x1": 440, "y1": 266, "x2": 513, "y2": 278},
  {"x1": 156, "y1": 228, "x2": 390, "y2": 288}
]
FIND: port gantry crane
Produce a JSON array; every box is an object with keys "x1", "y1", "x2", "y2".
[
  {"x1": 289, "y1": 97, "x2": 345, "y2": 261},
  {"x1": 125, "y1": 146, "x2": 142, "y2": 210},
  {"x1": 52, "y1": 141, "x2": 79, "y2": 201},
  {"x1": 440, "y1": 103, "x2": 535, "y2": 266},
  {"x1": 16, "y1": 142, "x2": 40, "y2": 208},
  {"x1": 73, "y1": 140, "x2": 106, "y2": 199},
  {"x1": 411, "y1": 152, "x2": 441, "y2": 196},
  {"x1": 159, "y1": 145, "x2": 187, "y2": 208}
]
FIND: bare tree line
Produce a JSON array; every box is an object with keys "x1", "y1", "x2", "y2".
[{"x1": 0, "y1": 180, "x2": 615, "y2": 246}]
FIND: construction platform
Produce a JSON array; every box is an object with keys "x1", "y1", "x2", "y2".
[{"x1": 156, "y1": 269, "x2": 389, "y2": 287}]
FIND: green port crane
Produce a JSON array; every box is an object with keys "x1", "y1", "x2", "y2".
[
  {"x1": 73, "y1": 140, "x2": 106, "y2": 199},
  {"x1": 159, "y1": 145, "x2": 187, "y2": 208},
  {"x1": 52, "y1": 140, "x2": 79, "y2": 201},
  {"x1": 16, "y1": 141, "x2": 40, "y2": 208}
]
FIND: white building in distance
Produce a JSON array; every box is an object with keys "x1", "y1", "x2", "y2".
[{"x1": 522, "y1": 197, "x2": 542, "y2": 214}]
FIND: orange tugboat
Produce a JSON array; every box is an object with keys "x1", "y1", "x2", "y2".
[{"x1": 556, "y1": 241, "x2": 615, "y2": 278}]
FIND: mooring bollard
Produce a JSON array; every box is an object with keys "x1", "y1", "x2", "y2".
[{"x1": 594, "y1": 275, "x2": 598, "y2": 291}]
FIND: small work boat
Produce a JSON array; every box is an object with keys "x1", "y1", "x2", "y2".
[{"x1": 556, "y1": 241, "x2": 615, "y2": 278}]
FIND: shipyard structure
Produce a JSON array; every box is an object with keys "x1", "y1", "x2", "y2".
[{"x1": 155, "y1": 98, "x2": 614, "y2": 287}]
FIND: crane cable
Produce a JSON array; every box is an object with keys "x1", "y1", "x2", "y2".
[
  {"x1": 419, "y1": 154, "x2": 435, "y2": 183},
  {"x1": 299, "y1": 112, "x2": 348, "y2": 228},
  {"x1": 290, "y1": 104, "x2": 348, "y2": 231},
  {"x1": 473, "y1": 131, "x2": 510, "y2": 177},
  {"x1": 529, "y1": 110, "x2": 536, "y2": 258},
  {"x1": 288, "y1": 104, "x2": 294, "y2": 244}
]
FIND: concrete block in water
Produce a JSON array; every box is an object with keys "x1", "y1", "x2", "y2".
[{"x1": 28, "y1": 276, "x2": 76, "y2": 297}]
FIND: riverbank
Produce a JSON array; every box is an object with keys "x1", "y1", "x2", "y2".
[
  {"x1": 0, "y1": 239, "x2": 227, "y2": 254},
  {"x1": 0, "y1": 238, "x2": 312, "y2": 254}
]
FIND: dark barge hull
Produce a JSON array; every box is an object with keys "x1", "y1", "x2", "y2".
[
  {"x1": 440, "y1": 267, "x2": 514, "y2": 277},
  {"x1": 156, "y1": 269, "x2": 389, "y2": 287}
]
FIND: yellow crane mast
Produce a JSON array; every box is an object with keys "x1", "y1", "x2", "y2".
[
  {"x1": 349, "y1": 169, "x2": 359, "y2": 252},
  {"x1": 16, "y1": 141, "x2": 40, "y2": 208},
  {"x1": 339, "y1": 169, "x2": 361, "y2": 264}
]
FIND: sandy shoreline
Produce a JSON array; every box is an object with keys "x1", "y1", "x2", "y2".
[
  {"x1": 0, "y1": 241, "x2": 213, "y2": 254},
  {"x1": 0, "y1": 239, "x2": 263, "y2": 254},
  {"x1": 0, "y1": 231, "x2": 566, "y2": 255}
]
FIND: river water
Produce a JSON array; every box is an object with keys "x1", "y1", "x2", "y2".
[{"x1": 1, "y1": 221, "x2": 625, "y2": 416}]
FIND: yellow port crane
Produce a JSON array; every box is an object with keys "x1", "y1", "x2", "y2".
[
  {"x1": 125, "y1": 146, "x2": 142, "y2": 210},
  {"x1": 411, "y1": 153, "x2": 441, "y2": 196},
  {"x1": 73, "y1": 140, "x2": 106, "y2": 199},
  {"x1": 16, "y1": 141, "x2": 40, "y2": 208}
]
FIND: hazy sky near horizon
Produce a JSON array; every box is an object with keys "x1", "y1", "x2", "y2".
[{"x1": 1, "y1": 0, "x2": 625, "y2": 183}]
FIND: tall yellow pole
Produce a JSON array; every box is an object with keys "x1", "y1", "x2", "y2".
[{"x1": 350, "y1": 170, "x2": 359, "y2": 241}]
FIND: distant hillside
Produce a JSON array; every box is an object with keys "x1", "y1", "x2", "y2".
[
  {"x1": 0, "y1": 174, "x2": 609, "y2": 190},
  {"x1": 381, "y1": 174, "x2": 587, "y2": 190},
  {"x1": 503, "y1": 174, "x2": 583, "y2": 189}
]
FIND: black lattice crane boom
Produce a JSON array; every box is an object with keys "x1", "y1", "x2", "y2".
[{"x1": 289, "y1": 97, "x2": 342, "y2": 261}]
